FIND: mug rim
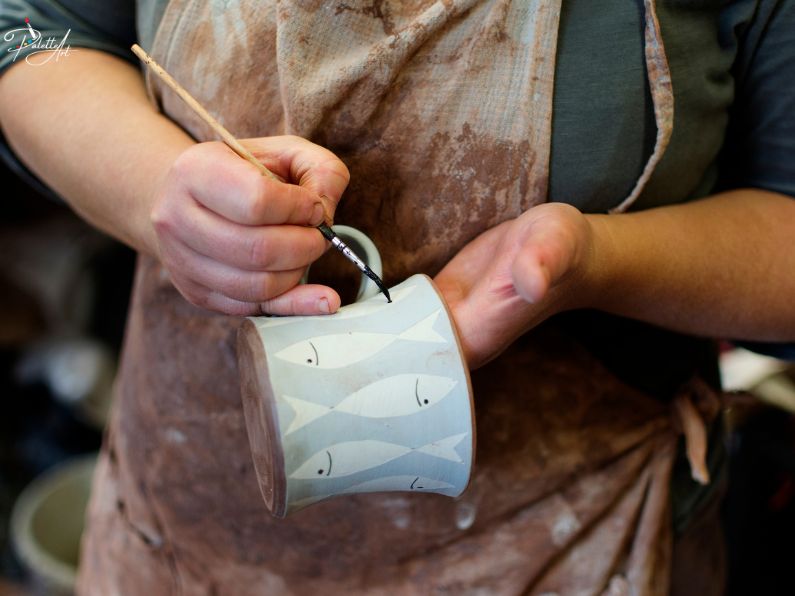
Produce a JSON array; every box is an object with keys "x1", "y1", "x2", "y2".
[{"x1": 421, "y1": 273, "x2": 477, "y2": 492}]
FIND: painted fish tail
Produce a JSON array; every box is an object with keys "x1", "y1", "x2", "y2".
[
  {"x1": 398, "y1": 311, "x2": 445, "y2": 343},
  {"x1": 282, "y1": 395, "x2": 332, "y2": 435},
  {"x1": 416, "y1": 432, "x2": 468, "y2": 462}
]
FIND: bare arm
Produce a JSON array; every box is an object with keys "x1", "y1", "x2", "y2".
[
  {"x1": 0, "y1": 50, "x2": 192, "y2": 254},
  {"x1": 587, "y1": 189, "x2": 795, "y2": 341},
  {"x1": 436, "y1": 192, "x2": 795, "y2": 368},
  {"x1": 0, "y1": 51, "x2": 351, "y2": 316}
]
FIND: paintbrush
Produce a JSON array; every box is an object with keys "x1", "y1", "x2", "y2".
[{"x1": 131, "y1": 44, "x2": 391, "y2": 304}]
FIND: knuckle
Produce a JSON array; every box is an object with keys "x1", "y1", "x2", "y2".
[
  {"x1": 171, "y1": 148, "x2": 199, "y2": 179},
  {"x1": 150, "y1": 204, "x2": 173, "y2": 234},
  {"x1": 150, "y1": 205, "x2": 165, "y2": 229},
  {"x1": 171, "y1": 274, "x2": 217, "y2": 312},
  {"x1": 218, "y1": 270, "x2": 273, "y2": 303},
  {"x1": 335, "y1": 160, "x2": 351, "y2": 184},
  {"x1": 248, "y1": 234, "x2": 274, "y2": 267},
  {"x1": 159, "y1": 242, "x2": 187, "y2": 272},
  {"x1": 191, "y1": 295, "x2": 209, "y2": 310},
  {"x1": 184, "y1": 286, "x2": 211, "y2": 310},
  {"x1": 245, "y1": 197, "x2": 264, "y2": 223},
  {"x1": 316, "y1": 148, "x2": 349, "y2": 182},
  {"x1": 257, "y1": 298, "x2": 276, "y2": 316},
  {"x1": 307, "y1": 236, "x2": 326, "y2": 261},
  {"x1": 244, "y1": 179, "x2": 270, "y2": 221},
  {"x1": 317, "y1": 160, "x2": 350, "y2": 196},
  {"x1": 244, "y1": 274, "x2": 273, "y2": 302},
  {"x1": 289, "y1": 189, "x2": 316, "y2": 221},
  {"x1": 226, "y1": 301, "x2": 252, "y2": 317},
  {"x1": 261, "y1": 294, "x2": 294, "y2": 316},
  {"x1": 257, "y1": 277, "x2": 274, "y2": 302},
  {"x1": 286, "y1": 268, "x2": 305, "y2": 290}
]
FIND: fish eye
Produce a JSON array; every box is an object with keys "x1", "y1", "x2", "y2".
[
  {"x1": 307, "y1": 342, "x2": 319, "y2": 366},
  {"x1": 317, "y1": 469, "x2": 323, "y2": 475},
  {"x1": 423, "y1": 399, "x2": 429, "y2": 404}
]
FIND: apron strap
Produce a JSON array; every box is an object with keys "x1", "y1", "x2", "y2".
[{"x1": 610, "y1": 0, "x2": 674, "y2": 214}]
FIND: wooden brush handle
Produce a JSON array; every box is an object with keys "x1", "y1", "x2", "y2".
[{"x1": 131, "y1": 44, "x2": 279, "y2": 182}]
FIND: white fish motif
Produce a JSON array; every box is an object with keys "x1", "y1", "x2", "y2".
[
  {"x1": 289, "y1": 433, "x2": 468, "y2": 480},
  {"x1": 282, "y1": 374, "x2": 458, "y2": 434},
  {"x1": 275, "y1": 310, "x2": 445, "y2": 369},
  {"x1": 256, "y1": 285, "x2": 416, "y2": 329}
]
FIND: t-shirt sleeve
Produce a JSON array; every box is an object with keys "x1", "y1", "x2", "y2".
[
  {"x1": 0, "y1": 0, "x2": 136, "y2": 74},
  {"x1": 718, "y1": 0, "x2": 795, "y2": 198},
  {"x1": 720, "y1": 0, "x2": 795, "y2": 359},
  {"x1": 0, "y1": 0, "x2": 136, "y2": 200}
]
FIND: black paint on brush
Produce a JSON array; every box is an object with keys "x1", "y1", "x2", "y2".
[{"x1": 317, "y1": 224, "x2": 392, "y2": 303}]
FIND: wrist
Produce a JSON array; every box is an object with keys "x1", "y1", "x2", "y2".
[
  {"x1": 576, "y1": 213, "x2": 621, "y2": 312},
  {"x1": 135, "y1": 131, "x2": 195, "y2": 259},
  {"x1": 0, "y1": 50, "x2": 195, "y2": 260}
]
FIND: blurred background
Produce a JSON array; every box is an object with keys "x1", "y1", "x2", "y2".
[
  {"x1": 0, "y1": 153, "x2": 134, "y2": 595},
  {"x1": 0, "y1": 156, "x2": 794, "y2": 595}
]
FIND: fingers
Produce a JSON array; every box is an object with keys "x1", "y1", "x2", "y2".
[
  {"x1": 171, "y1": 275, "x2": 341, "y2": 317},
  {"x1": 241, "y1": 135, "x2": 350, "y2": 221},
  {"x1": 152, "y1": 137, "x2": 350, "y2": 316},
  {"x1": 161, "y1": 239, "x2": 305, "y2": 303},
  {"x1": 511, "y1": 206, "x2": 586, "y2": 304},
  {"x1": 260, "y1": 284, "x2": 342, "y2": 316},
  {"x1": 173, "y1": 143, "x2": 327, "y2": 226},
  {"x1": 512, "y1": 226, "x2": 574, "y2": 304},
  {"x1": 172, "y1": 281, "x2": 263, "y2": 317},
  {"x1": 157, "y1": 199, "x2": 327, "y2": 271},
  {"x1": 511, "y1": 250, "x2": 551, "y2": 304}
]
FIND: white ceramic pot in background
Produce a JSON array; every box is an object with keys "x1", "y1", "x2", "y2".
[{"x1": 10, "y1": 455, "x2": 97, "y2": 596}]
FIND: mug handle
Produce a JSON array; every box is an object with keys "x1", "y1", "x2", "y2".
[{"x1": 303, "y1": 225, "x2": 384, "y2": 302}]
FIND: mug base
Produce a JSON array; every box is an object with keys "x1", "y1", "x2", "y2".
[{"x1": 237, "y1": 319, "x2": 287, "y2": 517}]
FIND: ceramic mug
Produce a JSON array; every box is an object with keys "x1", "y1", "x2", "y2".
[{"x1": 237, "y1": 226, "x2": 475, "y2": 517}]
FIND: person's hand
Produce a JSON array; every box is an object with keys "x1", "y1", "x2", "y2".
[
  {"x1": 434, "y1": 203, "x2": 603, "y2": 369},
  {"x1": 150, "y1": 136, "x2": 350, "y2": 316}
]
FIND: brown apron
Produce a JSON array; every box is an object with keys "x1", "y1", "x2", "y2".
[{"x1": 77, "y1": 1, "x2": 718, "y2": 594}]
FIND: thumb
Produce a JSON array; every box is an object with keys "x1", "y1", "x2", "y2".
[
  {"x1": 511, "y1": 223, "x2": 578, "y2": 304},
  {"x1": 295, "y1": 158, "x2": 350, "y2": 226},
  {"x1": 511, "y1": 249, "x2": 550, "y2": 304}
]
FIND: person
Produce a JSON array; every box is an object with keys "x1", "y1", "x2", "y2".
[{"x1": 1, "y1": 0, "x2": 794, "y2": 593}]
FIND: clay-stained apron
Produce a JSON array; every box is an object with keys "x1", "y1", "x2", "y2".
[
  {"x1": 144, "y1": 1, "x2": 671, "y2": 276},
  {"x1": 76, "y1": 2, "x2": 715, "y2": 595}
]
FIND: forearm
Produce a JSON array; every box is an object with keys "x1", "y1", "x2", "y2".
[
  {"x1": 587, "y1": 189, "x2": 795, "y2": 341},
  {"x1": 0, "y1": 50, "x2": 194, "y2": 254}
]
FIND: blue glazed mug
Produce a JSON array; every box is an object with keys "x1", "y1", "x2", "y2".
[{"x1": 237, "y1": 227, "x2": 475, "y2": 517}]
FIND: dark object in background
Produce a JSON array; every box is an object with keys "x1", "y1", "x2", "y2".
[
  {"x1": 0, "y1": 271, "x2": 45, "y2": 346},
  {"x1": 0, "y1": 347, "x2": 102, "y2": 584},
  {"x1": 724, "y1": 398, "x2": 795, "y2": 596}
]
